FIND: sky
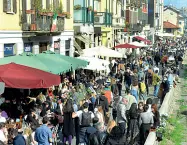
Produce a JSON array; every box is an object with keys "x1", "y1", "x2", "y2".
[{"x1": 164, "y1": 0, "x2": 187, "y2": 8}]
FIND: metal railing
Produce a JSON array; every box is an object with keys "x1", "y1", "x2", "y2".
[
  {"x1": 73, "y1": 8, "x2": 112, "y2": 26},
  {"x1": 74, "y1": 8, "x2": 93, "y2": 23},
  {"x1": 22, "y1": 12, "x2": 64, "y2": 32},
  {"x1": 94, "y1": 12, "x2": 112, "y2": 26}
]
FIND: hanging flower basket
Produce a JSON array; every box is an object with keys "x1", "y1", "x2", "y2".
[
  {"x1": 58, "y1": 13, "x2": 66, "y2": 17},
  {"x1": 26, "y1": 10, "x2": 35, "y2": 14},
  {"x1": 39, "y1": 12, "x2": 53, "y2": 16},
  {"x1": 74, "y1": 5, "x2": 81, "y2": 10},
  {"x1": 62, "y1": 12, "x2": 71, "y2": 19}
]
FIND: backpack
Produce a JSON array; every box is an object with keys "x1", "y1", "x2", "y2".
[
  {"x1": 88, "y1": 132, "x2": 100, "y2": 145},
  {"x1": 81, "y1": 111, "x2": 92, "y2": 127},
  {"x1": 88, "y1": 131, "x2": 107, "y2": 145},
  {"x1": 140, "y1": 82, "x2": 146, "y2": 93}
]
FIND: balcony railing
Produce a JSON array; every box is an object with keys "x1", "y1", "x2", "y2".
[
  {"x1": 113, "y1": 17, "x2": 125, "y2": 27},
  {"x1": 74, "y1": 8, "x2": 93, "y2": 23},
  {"x1": 22, "y1": 12, "x2": 64, "y2": 32},
  {"x1": 94, "y1": 12, "x2": 112, "y2": 26},
  {"x1": 73, "y1": 8, "x2": 112, "y2": 26}
]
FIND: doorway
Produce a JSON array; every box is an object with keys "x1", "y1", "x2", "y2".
[{"x1": 39, "y1": 42, "x2": 48, "y2": 53}]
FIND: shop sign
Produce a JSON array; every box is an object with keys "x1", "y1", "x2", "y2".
[
  {"x1": 24, "y1": 43, "x2": 33, "y2": 52},
  {"x1": 4, "y1": 44, "x2": 14, "y2": 56}
]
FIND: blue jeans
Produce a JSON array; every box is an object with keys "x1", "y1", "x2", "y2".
[
  {"x1": 118, "y1": 122, "x2": 126, "y2": 134},
  {"x1": 131, "y1": 89, "x2": 138, "y2": 102},
  {"x1": 154, "y1": 85, "x2": 159, "y2": 97}
]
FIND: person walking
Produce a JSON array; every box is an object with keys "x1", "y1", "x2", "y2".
[
  {"x1": 152, "y1": 70, "x2": 160, "y2": 97},
  {"x1": 34, "y1": 117, "x2": 52, "y2": 145},
  {"x1": 117, "y1": 97, "x2": 127, "y2": 134}
]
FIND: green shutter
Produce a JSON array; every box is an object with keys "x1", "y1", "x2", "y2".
[
  {"x1": 13, "y1": 0, "x2": 17, "y2": 14},
  {"x1": 3, "y1": 0, "x2": 7, "y2": 12},
  {"x1": 22, "y1": 0, "x2": 27, "y2": 22}
]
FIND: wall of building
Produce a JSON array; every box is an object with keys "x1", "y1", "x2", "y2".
[
  {"x1": 0, "y1": 0, "x2": 22, "y2": 30},
  {"x1": 164, "y1": 9, "x2": 178, "y2": 25},
  {"x1": 179, "y1": 19, "x2": 185, "y2": 35},
  {"x1": 63, "y1": 0, "x2": 74, "y2": 31}
]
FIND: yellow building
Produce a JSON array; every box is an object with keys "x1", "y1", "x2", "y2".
[
  {"x1": 0, "y1": 0, "x2": 74, "y2": 58},
  {"x1": 163, "y1": 6, "x2": 180, "y2": 37}
]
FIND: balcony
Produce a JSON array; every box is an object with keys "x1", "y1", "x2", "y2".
[
  {"x1": 113, "y1": 17, "x2": 125, "y2": 27},
  {"x1": 22, "y1": 12, "x2": 64, "y2": 33},
  {"x1": 94, "y1": 12, "x2": 112, "y2": 26},
  {"x1": 74, "y1": 8, "x2": 93, "y2": 23}
]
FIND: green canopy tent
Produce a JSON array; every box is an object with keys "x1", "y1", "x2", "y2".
[
  {"x1": 0, "y1": 53, "x2": 50, "y2": 73},
  {"x1": 40, "y1": 50, "x2": 88, "y2": 70},
  {"x1": 0, "y1": 53, "x2": 72, "y2": 74}
]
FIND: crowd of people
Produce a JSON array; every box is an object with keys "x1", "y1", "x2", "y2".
[{"x1": 0, "y1": 38, "x2": 185, "y2": 145}]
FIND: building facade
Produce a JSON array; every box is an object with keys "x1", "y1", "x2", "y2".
[
  {"x1": 0, "y1": 0, "x2": 74, "y2": 58},
  {"x1": 163, "y1": 6, "x2": 180, "y2": 36}
]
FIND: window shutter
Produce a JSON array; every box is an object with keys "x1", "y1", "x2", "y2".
[
  {"x1": 31, "y1": 0, "x2": 34, "y2": 9},
  {"x1": 22, "y1": 0, "x2": 27, "y2": 22},
  {"x1": 3, "y1": 0, "x2": 8, "y2": 12},
  {"x1": 53, "y1": 0, "x2": 57, "y2": 9},
  {"x1": 66, "y1": 0, "x2": 70, "y2": 13},
  {"x1": 57, "y1": 0, "x2": 59, "y2": 7},
  {"x1": 46, "y1": 0, "x2": 50, "y2": 9},
  {"x1": 13, "y1": 0, "x2": 17, "y2": 13}
]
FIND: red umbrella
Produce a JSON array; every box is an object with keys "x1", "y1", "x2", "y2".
[
  {"x1": 0, "y1": 63, "x2": 60, "y2": 89},
  {"x1": 134, "y1": 36, "x2": 151, "y2": 44},
  {"x1": 115, "y1": 43, "x2": 139, "y2": 49}
]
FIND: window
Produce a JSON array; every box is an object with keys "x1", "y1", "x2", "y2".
[
  {"x1": 3, "y1": 0, "x2": 17, "y2": 14},
  {"x1": 54, "y1": 41, "x2": 60, "y2": 54},
  {"x1": 4, "y1": 43, "x2": 15, "y2": 57},
  {"x1": 65, "y1": 40, "x2": 71, "y2": 56}
]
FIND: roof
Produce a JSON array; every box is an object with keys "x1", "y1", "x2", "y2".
[
  {"x1": 164, "y1": 6, "x2": 180, "y2": 14},
  {"x1": 163, "y1": 21, "x2": 179, "y2": 29}
]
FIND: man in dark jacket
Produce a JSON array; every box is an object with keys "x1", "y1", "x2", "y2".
[{"x1": 13, "y1": 129, "x2": 26, "y2": 145}]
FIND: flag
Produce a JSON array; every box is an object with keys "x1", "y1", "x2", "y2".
[{"x1": 51, "y1": 13, "x2": 58, "y2": 32}]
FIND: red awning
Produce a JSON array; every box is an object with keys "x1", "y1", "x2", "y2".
[
  {"x1": 134, "y1": 36, "x2": 151, "y2": 44},
  {"x1": 0, "y1": 63, "x2": 60, "y2": 89},
  {"x1": 115, "y1": 43, "x2": 139, "y2": 49}
]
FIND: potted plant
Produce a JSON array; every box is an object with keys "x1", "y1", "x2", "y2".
[
  {"x1": 30, "y1": 24, "x2": 37, "y2": 31},
  {"x1": 125, "y1": 21, "x2": 130, "y2": 28},
  {"x1": 88, "y1": 6, "x2": 93, "y2": 11},
  {"x1": 62, "y1": 12, "x2": 71, "y2": 19},
  {"x1": 26, "y1": 9, "x2": 35, "y2": 14},
  {"x1": 56, "y1": 1, "x2": 64, "y2": 16},
  {"x1": 74, "y1": 4, "x2": 81, "y2": 10}
]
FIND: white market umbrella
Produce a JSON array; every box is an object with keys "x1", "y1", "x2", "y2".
[
  {"x1": 78, "y1": 56, "x2": 110, "y2": 66},
  {"x1": 84, "y1": 63, "x2": 107, "y2": 71},
  {"x1": 83, "y1": 46, "x2": 123, "y2": 58},
  {"x1": 130, "y1": 41, "x2": 149, "y2": 47}
]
